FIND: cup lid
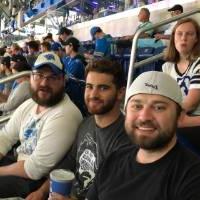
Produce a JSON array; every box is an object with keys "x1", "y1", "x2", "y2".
[{"x1": 50, "y1": 169, "x2": 75, "y2": 182}]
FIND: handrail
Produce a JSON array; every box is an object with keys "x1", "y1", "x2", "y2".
[
  {"x1": 0, "y1": 114, "x2": 11, "y2": 124},
  {"x1": 0, "y1": 71, "x2": 31, "y2": 84},
  {"x1": 0, "y1": 71, "x2": 31, "y2": 124},
  {"x1": 126, "y1": 8, "x2": 200, "y2": 95}
]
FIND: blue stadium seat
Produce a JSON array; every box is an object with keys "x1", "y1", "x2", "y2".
[
  {"x1": 136, "y1": 47, "x2": 155, "y2": 61},
  {"x1": 154, "y1": 46, "x2": 166, "y2": 72}
]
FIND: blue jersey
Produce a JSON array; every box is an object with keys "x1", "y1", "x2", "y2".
[
  {"x1": 94, "y1": 34, "x2": 112, "y2": 58},
  {"x1": 62, "y1": 55, "x2": 85, "y2": 80}
]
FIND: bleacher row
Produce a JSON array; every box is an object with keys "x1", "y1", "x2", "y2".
[{"x1": 82, "y1": 40, "x2": 166, "y2": 80}]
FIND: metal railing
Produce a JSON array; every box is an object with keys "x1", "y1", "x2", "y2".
[
  {"x1": 0, "y1": 71, "x2": 31, "y2": 84},
  {"x1": 0, "y1": 71, "x2": 31, "y2": 124},
  {"x1": 126, "y1": 8, "x2": 200, "y2": 96}
]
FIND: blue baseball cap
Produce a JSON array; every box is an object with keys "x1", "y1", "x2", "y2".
[{"x1": 90, "y1": 26, "x2": 102, "y2": 40}]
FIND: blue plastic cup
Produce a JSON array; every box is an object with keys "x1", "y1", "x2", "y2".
[{"x1": 50, "y1": 169, "x2": 75, "y2": 197}]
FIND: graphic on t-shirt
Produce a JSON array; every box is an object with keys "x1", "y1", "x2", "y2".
[
  {"x1": 177, "y1": 76, "x2": 191, "y2": 95},
  {"x1": 17, "y1": 117, "x2": 39, "y2": 155},
  {"x1": 77, "y1": 133, "x2": 98, "y2": 190}
]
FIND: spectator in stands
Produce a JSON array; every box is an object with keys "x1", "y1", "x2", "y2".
[
  {"x1": 123, "y1": 7, "x2": 154, "y2": 40},
  {"x1": 163, "y1": 18, "x2": 200, "y2": 154},
  {"x1": 0, "y1": 52, "x2": 82, "y2": 198},
  {"x1": 57, "y1": 27, "x2": 73, "y2": 47},
  {"x1": 26, "y1": 59, "x2": 132, "y2": 200},
  {"x1": 61, "y1": 37, "x2": 86, "y2": 115},
  {"x1": 116, "y1": 7, "x2": 153, "y2": 48},
  {"x1": 63, "y1": 37, "x2": 85, "y2": 80},
  {"x1": 155, "y1": 4, "x2": 183, "y2": 41},
  {"x1": 26, "y1": 40, "x2": 40, "y2": 67},
  {"x1": 0, "y1": 56, "x2": 13, "y2": 102},
  {"x1": 0, "y1": 56, "x2": 31, "y2": 116},
  {"x1": 84, "y1": 26, "x2": 112, "y2": 59},
  {"x1": 86, "y1": 71, "x2": 200, "y2": 200},
  {"x1": 43, "y1": 33, "x2": 63, "y2": 57},
  {"x1": 40, "y1": 41, "x2": 51, "y2": 53},
  {"x1": 10, "y1": 43, "x2": 22, "y2": 56},
  {"x1": 43, "y1": 33, "x2": 53, "y2": 43},
  {"x1": 51, "y1": 42, "x2": 64, "y2": 58}
]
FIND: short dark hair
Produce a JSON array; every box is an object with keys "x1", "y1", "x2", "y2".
[
  {"x1": 85, "y1": 59, "x2": 125, "y2": 89},
  {"x1": 27, "y1": 41, "x2": 40, "y2": 51},
  {"x1": 1, "y1": 56, "x2": 10, "y2": 68},
  {"x1": 65, "y1": 37, "x2": 80, "y2": 52},
  {"x1": 41, "y1": 41, "x2": 51, "y2": 51},
  {"x1": 11, "y1": 61, "x2": 31, "y2": 72},
  {"x1": 58, "y1": 27, "x2": 73, "y2": 35}
]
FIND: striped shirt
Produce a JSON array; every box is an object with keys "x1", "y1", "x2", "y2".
[{"x1": 162, "y1": 58, "x2": 200, "y2": 115}]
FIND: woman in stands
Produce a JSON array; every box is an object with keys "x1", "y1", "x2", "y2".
[{"x1": 162, "y1": 18, "x2": 200, "y2": 154}]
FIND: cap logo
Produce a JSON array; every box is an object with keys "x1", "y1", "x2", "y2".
[
  {"x1": 44, "y1": 54, "x2": 55, "y2": 61},
  {"x1": 145, "y1": 82, "x2": 158, "y2": 90}
]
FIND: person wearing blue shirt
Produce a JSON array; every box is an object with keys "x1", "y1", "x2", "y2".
[
  {"x1": 62, "y1": 37, "x2": 87, "y2": 116},
  {"x1": 62, "y1": 37, "x2": 85, "y2": 80},
  {"x1": 85, "y1": 26, "x2": 112, "y2": 59}
]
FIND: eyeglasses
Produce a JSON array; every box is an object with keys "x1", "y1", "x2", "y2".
[{"x1": 32, "y1": 72, "x2": 62, "y2": 82}]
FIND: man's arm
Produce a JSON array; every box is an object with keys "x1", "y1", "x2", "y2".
[
  {"x1": 26, "y1": 179, "x2": 50, "y2": 200},
  {"x1": 0, "y1": 160, "x2": 29, "y2": 178},
  {"x1": 154, "y1": 33, "x2": 171, "y2": 40},
  {"x1": 178, "y1": 112, "x2": 200, "y2": 128}
]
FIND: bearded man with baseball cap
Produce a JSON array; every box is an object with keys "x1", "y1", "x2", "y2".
[
  {"x1": 0, "y1": 52, "x2": 82, "y2": 197},
  {"x1": 86, "y1": 71, "x2": 200, "y2": 200}
]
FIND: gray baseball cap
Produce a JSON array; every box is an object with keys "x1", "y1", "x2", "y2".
[{"x1": 125, "y1": 71, "x2": 183, "y2": 107}]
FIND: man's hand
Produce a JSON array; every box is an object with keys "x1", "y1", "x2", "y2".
[
  {"x1": 48, "y1": 192, "x2": 73, "y2": 200},
  {"x1": 154, "y1": 33, "x2": 163, "y2": 40},
  {"x1": 26, "y1": 179, "x2": 49, "y2": 200},
  {"x1": 25, "y1": 190, "x2": 46, "y2": 200}
]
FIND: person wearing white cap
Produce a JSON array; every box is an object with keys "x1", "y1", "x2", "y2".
[
  {"x1": 0, "y1": 52, "x2": 82, "y2": 197},
  {"x1": 86, "y1": 71, "x2": 200, "y2": 200}
]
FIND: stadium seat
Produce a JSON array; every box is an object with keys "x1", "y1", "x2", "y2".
[{"x1": 136, "y1": 47, "x2": 155, "y2": 61}]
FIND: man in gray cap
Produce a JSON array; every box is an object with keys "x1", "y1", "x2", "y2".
[
  {"x1": 86, "y1": 71, "x2": 200, "y2": 200},
  {"x1": 0, "y1": 52, "x2": 82, "y2": 198}
]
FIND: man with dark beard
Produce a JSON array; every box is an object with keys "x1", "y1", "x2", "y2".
[
  {"x1": 0, "y1": 52, "x2": 82, "y2": 198},
  {"x1": 86, "y1": 71, "x2": 200, "y2": 200},
  {"x1": 26, "y1": 59, "x2": 132, "y2": 200}
]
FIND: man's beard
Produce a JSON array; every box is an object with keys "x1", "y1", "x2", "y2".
[
  {"x1": 31, "y1": 86, "x2": 64, "y2": 107},
  {"x1": 125, "y1": 119, "x2": 177, "y2": 150},
  {"x1": 85, "y1": 94, "x2": 118, "y2": 115}
]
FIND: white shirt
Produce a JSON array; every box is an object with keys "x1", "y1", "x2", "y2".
[{"x1": 0, "y1": 94, "x2": 82, "y2": 180}]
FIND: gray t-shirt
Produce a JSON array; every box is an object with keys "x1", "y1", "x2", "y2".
[{"x1": 57, "y1": 113, "x2": 132, "y2": 199}]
